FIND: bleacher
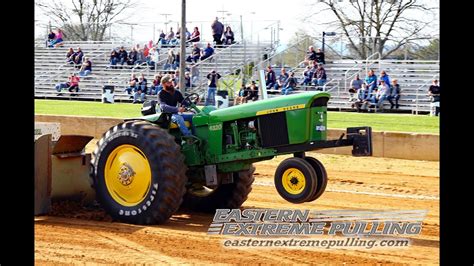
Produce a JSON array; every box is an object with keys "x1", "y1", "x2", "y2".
[
  {"x1": 35, "y1": 40, "x2": 272, "y2": 102},
  {"x1": 283, "y1": 59, "x2": 439, "y2": 114},
  {"x1": 35, "y1": 40, "x2": 439, "y2": 114}
]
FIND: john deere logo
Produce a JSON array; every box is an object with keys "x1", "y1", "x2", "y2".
[{"x1": 118, "y1": 163, "x2": 136, "y2": 186}]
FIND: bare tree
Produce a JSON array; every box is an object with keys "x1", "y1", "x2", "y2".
[
  {"x1": 36, "y1": 0, "x2": 135, "y2": 41},
  {"x1": 306, "y1": 0, "x2": 438, "y2": 59}
]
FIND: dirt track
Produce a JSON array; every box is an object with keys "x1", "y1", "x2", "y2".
[{"x1": 35, "y1": 152, "x2": 439, "y2": 265}]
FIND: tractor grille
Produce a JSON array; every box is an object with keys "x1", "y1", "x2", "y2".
[{"x1": 258, "y1": 112, "x2": 289, "y2": 148}]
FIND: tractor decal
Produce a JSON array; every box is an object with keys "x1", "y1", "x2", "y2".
[{"x1": 256, "y1": 104, "x2": 306, "y2": 116}]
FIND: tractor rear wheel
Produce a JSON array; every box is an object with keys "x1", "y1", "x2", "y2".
[
  {"x1": 304, "y1": 157, "x2": 328, "y2": 202},
  {"x1": 181, "y1": 165, "x2": 255, "y2": 212},
  {"x1": 90, "y1": 121, "x2": 187, "y2": 224},
  {"x1": 274, "y1": 157, "x2": 318, "y2": 203}
]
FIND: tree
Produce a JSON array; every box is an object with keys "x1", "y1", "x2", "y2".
[
  {"x1": 411, "y1": 38, "x2": 439, "y2": 60},
  {"x1": 307, "y1": 0, "x2": 438, "y2": 59},
  {"x1": 36, "y1": 0, "x2": 135, "y2": 41}
]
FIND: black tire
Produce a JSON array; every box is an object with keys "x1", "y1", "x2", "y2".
[
  {"x1": 181, "y1": 165, "x2": 255, "y2": 212},
  {"x1": 90, "y1": 120, "x2": 187, "y2": 224},
  {"x1": 274, "y1": 157, "x2": 318, "y2": 204},
  {"x1": 304, "y1": 157, "x2": 328, "y2": 202}
]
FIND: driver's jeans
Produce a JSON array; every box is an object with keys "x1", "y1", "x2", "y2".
[{"x1": 171, "y1": 113, "x2": 193, "y2": 136}]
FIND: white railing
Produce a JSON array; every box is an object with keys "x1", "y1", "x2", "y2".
[
  {"x1": 322, "y1": 78, "x2": 339, "y2": 93},
  {"x1": 365, "y1": 52, "x2": 381, "y2": 74}
]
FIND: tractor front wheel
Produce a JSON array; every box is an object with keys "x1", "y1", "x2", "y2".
[
  {"x1": 90, "y1": 121, "x2": 187, "y2": 224},
  {"x1": 304, "y1": 157, "x2": 328, "y2": 202},
  {"x1": 274, "y1": 157, "x2": 318, "y2": 203}
]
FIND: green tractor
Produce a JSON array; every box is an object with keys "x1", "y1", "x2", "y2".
[{"x1": 90, "y1": 91, "x2": 372, "y2": 224}]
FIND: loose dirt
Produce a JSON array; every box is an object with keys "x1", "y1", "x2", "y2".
[{"x1": 35, "y1": 152, "x2": 439, "y2": 265}]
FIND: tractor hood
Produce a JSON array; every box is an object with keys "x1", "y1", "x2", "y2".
[{"x1": 208, "y1": 91, "x2": 330, "y2": 122}]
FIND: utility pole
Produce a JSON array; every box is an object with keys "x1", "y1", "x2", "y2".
[{"x1": 179, "y1": 0, "x2": 186, "y2": 93}]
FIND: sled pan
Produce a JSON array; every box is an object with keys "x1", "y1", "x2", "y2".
[{"x1": 51, "y1": 135, "x2": 96, "y2": 203}]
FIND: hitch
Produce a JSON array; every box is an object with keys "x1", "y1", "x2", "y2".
[{"x1": 346, "y1": 127, "x2": 372, "y2": 156}]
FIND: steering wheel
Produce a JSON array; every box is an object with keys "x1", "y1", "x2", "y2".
[{"x1": 181, "y1": 93, "x2": 200, "y2": 113}]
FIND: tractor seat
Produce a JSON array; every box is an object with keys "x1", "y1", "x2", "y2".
[{"x1": 170, "y1": 121, "x2": 192, "y2": 129}]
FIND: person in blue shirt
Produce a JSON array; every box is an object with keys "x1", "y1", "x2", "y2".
[
  {"x1": 200, "y1": 43, "x2": 214, "y2": 61},
  {"x1": 364, "y1": 69, "x2": 378, "y2": 96}
]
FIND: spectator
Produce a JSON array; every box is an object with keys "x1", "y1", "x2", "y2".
[
  {"x1": 128, "y1": 47, "x2": 138, "y2": 65},
  {"x1": 49, "y1": 28, "x2": 64, "y2": 48},
  {"x1": 388, "y1": 79, "x2": 401, "y2": 109},
  {"x1": 55, "y1": 73, "x2": 79, "y2": 95},
  {"x1": 72, "y1": 47, "x2": 84, "y2": 66},
  {"x1": 184, "y1": 72, "x2": 191, "y2": 90},
  {"x1": 143, "y1": 44, "x2": 149, "y2": 57},
  {"x1": 211, "y1": 17, "x2": 224, "y2": 45},
  {"x1": 173, "y1": 70, "x2": 180, "y2": 90},
  {"x1": 138, "y1": 73, "x2": 148, "y2": 93},
  {"x1": 164, "y1": 49, "x2": 176, "y2": 70},
  {"x1": 150, "y1": 73, "x2": 163, "y2": 95},
  {"x1": 313, "y1": 63, "x2": 327, "y2": 87},
  {"x1": 274, "y1": 68, "x2": 289, "y2": 90},
  {"x1": 190, "y1": 27, "x2": 200, "y2": 42},
  {"x1": 205, "y1": 69, "x2": 221, "y2": 106},
  {"x1": 47, "y1": 30, "x2": 56, "y2": 47},
  {"x1": 125, "y1": 73, "x2": 138, "y2": 95},
  {"x1": 133, "y1": 75, "x2": 147, "y2": 103},
  {"x1": 379, "y1": 70, "x2": 391, "y2": 88},
  {"x1": 245, "y1": 81, "x2": 259, "y2": 102},
  {"x1": 158, "y1": 30, "x2": 166, "y2": 45},
  {"x1": 174, "y1": 50, "x2": 180, "y2": 70},
  {"x1": 364, "y1": 69, "x2": 378, "y2": 94},
  {"x1": 66, "y1": 47, "x2": 75, "y2": 63},
  {"x1": 200, "y1": 43, "x2": 214, "y2": 61},
  {"x1": 374, "y1": 79, "x2": 390, "y2": 110},
  {"x1": 109, "y1": 49, "x2": 118, "y2": 68},
  {"x1": 135, "y1": 48, "x2": 146, "y2": 66},
  {"x1": 353, "y1": 83, "x2": 370, "y2": 112},
  {"x1": 428, "y1": 79, "x2": 440, "y2": 116},
  {"x1": 265, "y1": 66, "x2": 276, "y2": 90},
  {"x1": 185, "y1": 28, "x2": 191, "y2": 41},
  {"x1": 78, "y1": 57, "x2": 92, "y2": 77},
  {"x1": 315, "y1": 48, "x2": 325, "y2": 64},
  {"x1": 223, "y1": 26, "x2": 235, "y2": 45},
  {"x1": 300, "y1": 66, "x2": 314, "y2": 86},
  {"x1": 235, "y1": 84, "x2": 249, "y2": 105},
  {"x1": 117, "y1": 46, "x2": 128, "y2": 68},
  {"x1": 281, "y1": 72, "x2": 297, "y2": 95},
  {"x1": 349, "y1": 74, "x2": 363, "y2": 102},
  {"x1": 166, "y1": 27, "x2": 175, "y2": 45},
  {"x1": 191, "y1": 43, "x2": 201, "y2": 63},
  {"x1": 305, "y1": 46, "x2": 317, "y2": 65}
]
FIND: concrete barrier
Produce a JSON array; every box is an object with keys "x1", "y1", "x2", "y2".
[{"x1": 35, "y1": 114, "x2": 439, "y2": 161}]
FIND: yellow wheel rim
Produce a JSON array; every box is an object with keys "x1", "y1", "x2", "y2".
[
  {"x1": 105, "y1": 144, "x2": 152, "y2": 207},
  {"x1": 282, "y1": 168, "x2": 306, "y2": 195}
]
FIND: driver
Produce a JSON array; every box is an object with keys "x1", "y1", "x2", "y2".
[{"x1": 158, "y1": 74, "x2": 193, "y2": 136}]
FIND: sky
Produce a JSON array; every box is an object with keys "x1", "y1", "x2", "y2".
[
  {"x1": 35, "y1": 0, "x2": 439, "y2": 47},
  {"x1": 35, "y1": 0, "x2": 319, "y2": 45}
]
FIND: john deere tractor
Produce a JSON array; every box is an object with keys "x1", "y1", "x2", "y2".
[{"x1": 90, "y1": 91, "x2": 372, "y2": 224}]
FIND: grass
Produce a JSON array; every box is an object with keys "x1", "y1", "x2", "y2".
[{"x1": 34, "y1": 99, "x2": 439, "y2": 134}]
